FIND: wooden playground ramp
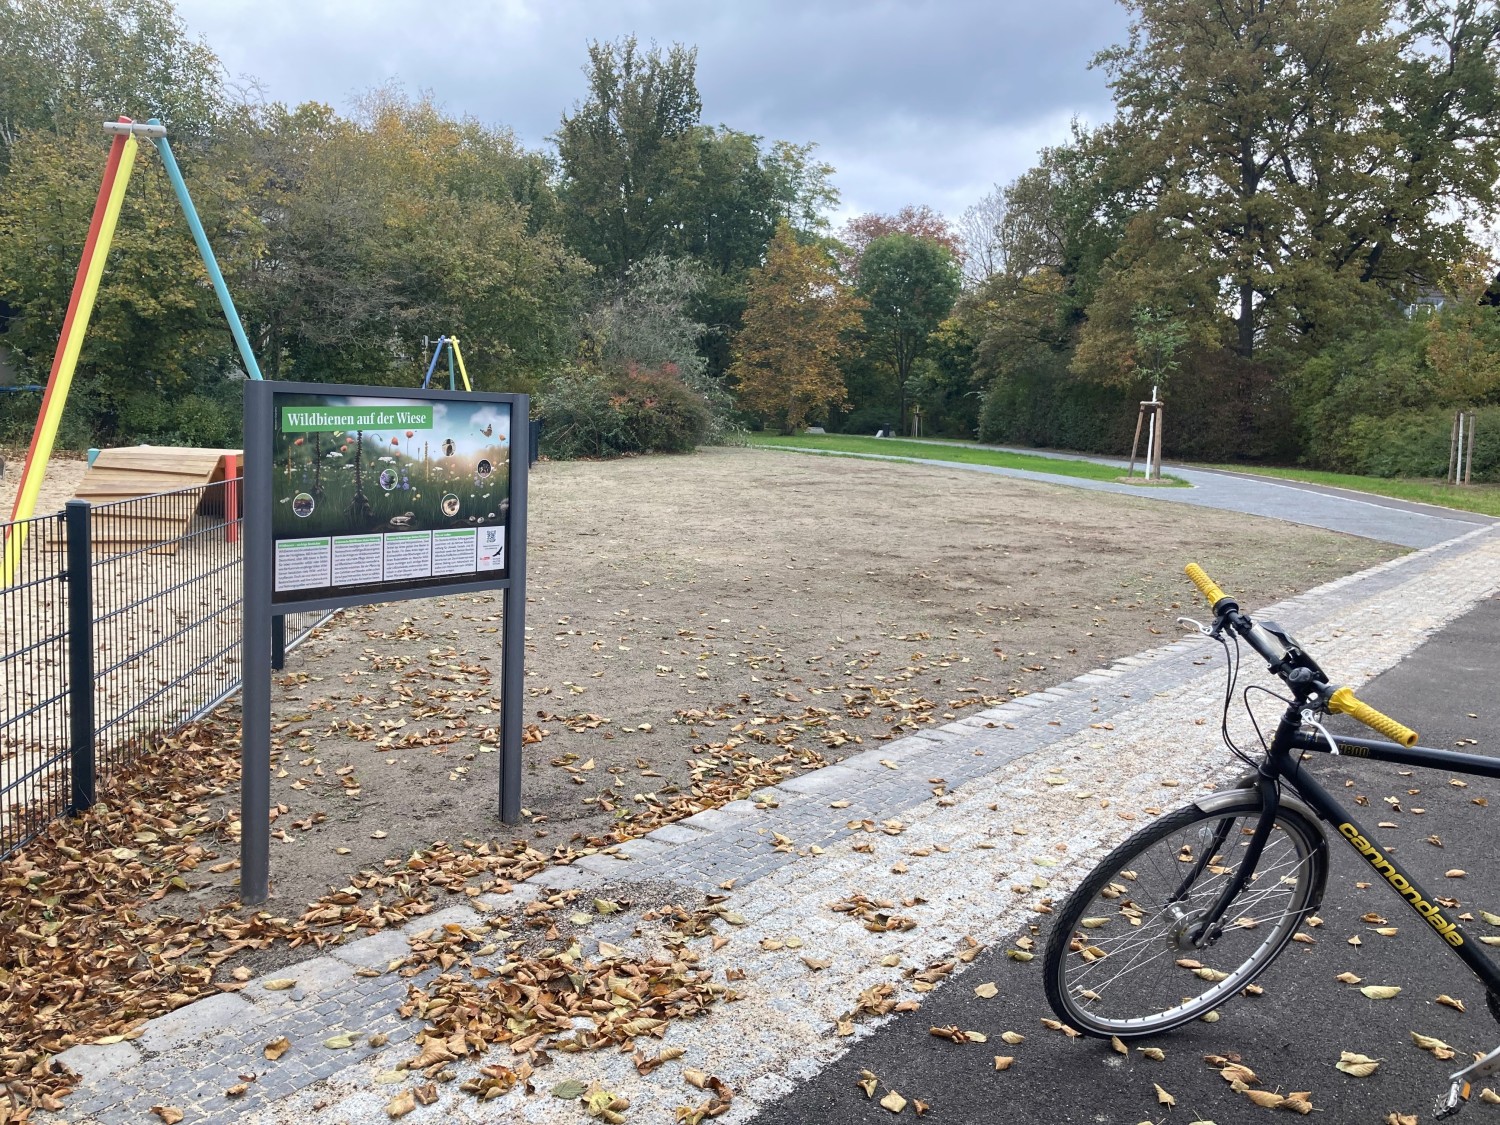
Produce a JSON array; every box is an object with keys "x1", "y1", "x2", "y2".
[{"x1": 71, "y1": 446, "x2": 241, "y2": 552}]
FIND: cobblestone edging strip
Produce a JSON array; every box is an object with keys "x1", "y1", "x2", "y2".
[{"x1": 47, "y1": 527, "x2": 1500, "y2": 1124}]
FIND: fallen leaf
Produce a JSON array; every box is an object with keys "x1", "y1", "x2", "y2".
[
  {"x1": 1155, "y1": 1083, "x2": 1176, "y2": 1107},
  {"x1": 1335, "y1": 972, "x2": 1362, "y2": 985},
  {"x1": 858, "y1": 1071, "x2": 879, "y2": 1098},
  {"x1": 323, "y1": 1033, "x2": 357, "y2": 1049},
  {"x1": 263, "y1": 979, "x2": 296, "y2": 991},
  {"x1": 880, "y1": 1090, "x2": 908, "y2": 1113},
  {"x1": 1111, "y1": 1036, "x2": 1128, "y2": 1056},
  {"x1": 1437, "y1": 994, "x2": 1466, "y2": 1013},
  {"x1": 1336, "y1": 1051, "x2": 1380, "y2": 1077},
  {"x1": 1359, "y1": 985, "x2": 1401, "y2": 1000},
  {"x1": 974, "y1": 982, "x2": 999, "y2": 999},
  {"x1": 993, "y1": 1056, "x2": 1014, "y2": 1071},
  {"x1": 263, "y1": 1037, "x2": 291, "y2": 1061},
  {"x1": 553, "y1": 1078, "x2": 587, "y2": 1099},
  {"x1": 151, "y1": 1110, "x2": 184, "y2": 1125},
  {"x1": 1138, "y1": 1047, "x2": 1165, "y2": 1061},
  {"x1": 1001, "y1": 1031, "x2": 1025, "y2": 1045},
  {"x1": 386, "y1": 1090, "x2": 416, "y2": 1119},
  {"x1": 1412, "y1": 1031, "x2": 1457, "y2": 1060}
]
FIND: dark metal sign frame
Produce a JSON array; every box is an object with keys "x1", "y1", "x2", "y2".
[{"x1": 241, "y1": 380, "x2": 529, "y2": 904}]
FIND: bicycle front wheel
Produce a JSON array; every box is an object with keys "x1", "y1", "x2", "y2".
[{"x1": 1043, "y1": 794, "x2": 1326, "y2": 1038}]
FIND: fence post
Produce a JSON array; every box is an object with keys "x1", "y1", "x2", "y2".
[
  {"x1": 271, "y1": 614, "x2": 286, "y2": 671},
  {"x1": 64, "y1": 500, "x2": 96, "y2": 814}
]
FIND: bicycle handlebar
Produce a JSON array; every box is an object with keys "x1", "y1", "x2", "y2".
[
  {"x1": 1183, "y1": 563, "x2": 1420, "y2": 747},
  {"x1": 1327, "y1": 686, "x2": 1420, "y2": 748},
  {"x1": 1184, "y1": 563, "x2": 1229, "y2": 609}
]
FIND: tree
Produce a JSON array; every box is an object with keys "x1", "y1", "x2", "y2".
[
  {"x1": 1087, "y1": 0, "x2": 1500, "y2": 366},
  {"x1": 1425, "y1": 255, "x2": 1500, "y2": 405},
  {"x1": 836, "y1": 204, "x2": 963, "y2": 275},
  {"x1": 956, "y1": 185, "x2": 1007, "y2": 287},
  {"x1": 555, "y1": 36, "x2": 703, "y2": 281},
  {"x1": 0, "y1": 0, "x2": 224, "y2": 157},
  {"x1": 855, "y1": 233, "x2": 962, "y2": 429},
  {"x1": 731, "y1": 223, "x2": 860, "y2": 433}
]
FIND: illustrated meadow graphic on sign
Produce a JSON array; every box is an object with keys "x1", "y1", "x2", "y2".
[{"x1": 271, "y1": 393, "x2": 511, "y2": 596}]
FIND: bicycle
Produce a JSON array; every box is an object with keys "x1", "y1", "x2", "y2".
[{"x1": 1041, "y1": 563, "x2": 1500, "y2": 1119}]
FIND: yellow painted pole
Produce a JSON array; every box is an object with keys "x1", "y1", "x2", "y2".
[
  {"x1": 2, "y1": 132, "x2": 139, "y2": 586},
  {"x1": 451, "y1": 336, "x2": 473, "y2": 392}
]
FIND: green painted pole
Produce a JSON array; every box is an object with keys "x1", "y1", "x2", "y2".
[{"x1": 150, "y1": 119, "x2": 263, "y2": 380}]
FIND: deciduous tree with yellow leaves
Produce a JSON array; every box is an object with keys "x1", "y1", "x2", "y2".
[{"x1": 731, "y1": 223, "x2": 861, "y2": 434}]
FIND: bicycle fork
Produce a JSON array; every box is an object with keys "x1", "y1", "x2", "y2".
[{"x1": 1172, "y1": 771, "x2": 1285, "y2": 948}]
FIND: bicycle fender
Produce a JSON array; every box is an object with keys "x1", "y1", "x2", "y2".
[
  {"x1": 1193, "y1": 785, "x2": 1323, "y2": 825},
  {"x1": 1191, "y1": 787, "x2": 1330, "y2": 914}
]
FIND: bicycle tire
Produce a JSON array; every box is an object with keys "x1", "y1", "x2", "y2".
[{"x1": 1043, "y1": 793, "x2": 1327, "y2": 1038}]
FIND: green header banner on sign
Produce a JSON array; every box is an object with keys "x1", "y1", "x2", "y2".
[{"x1": 280, "y1": 405, "x2": 435, "y2": 432}]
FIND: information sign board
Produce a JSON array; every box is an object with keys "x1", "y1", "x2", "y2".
[
  {"x1": 241, "y1": 380, "x2": 529, "y2": 904},
  {"x1": 267, "y1": 388, "x2": 515, "y2": 606}
]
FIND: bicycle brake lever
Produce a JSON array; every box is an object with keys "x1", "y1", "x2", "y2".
[{"x1": 1176, "y1": 616, "x2": 1214, "y2": 637}]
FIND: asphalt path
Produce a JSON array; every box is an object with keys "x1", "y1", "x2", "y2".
[
  {"x1": 768, "y1": 442, "x2": 1494, "y2": 549},
  {"x1": 757, "y1": 594, "x2": 1500, "y2": 1125}
]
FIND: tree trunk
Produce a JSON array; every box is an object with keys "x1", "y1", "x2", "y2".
[{"x1": 1237, "y1": 280, "x2": 1255, "y2": 357}]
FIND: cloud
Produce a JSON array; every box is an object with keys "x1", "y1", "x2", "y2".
[{"x1": 177, "y1": 0, "x2": 1127, "y2": 219}]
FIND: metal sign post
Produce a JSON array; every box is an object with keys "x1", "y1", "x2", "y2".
[{"x1": 241, "y1": 381, "x2": 529, "y2": 904}]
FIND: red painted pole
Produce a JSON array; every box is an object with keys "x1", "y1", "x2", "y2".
[{"x1": 8, "y1": 119, "x2": 132, "y2": 523}]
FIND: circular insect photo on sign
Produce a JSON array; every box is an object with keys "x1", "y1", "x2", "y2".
[
  {"x1": 441, "y1": 494, "x2": 461, "y2": 517},
  {"x1": 291, "y1": 493, "x2": 315, "y2": 518},
  {"x1": 443, "y1": 438, "x2": 456, "y2": 457},
  {"x1": 378, "y1": 469, "x2": 398, "y2": 491},
  {"x1": 476, "y1": 458, "x2": 493, "y2": 479}
]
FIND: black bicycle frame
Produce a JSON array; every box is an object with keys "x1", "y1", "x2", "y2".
[{"x1": 1260, "y1": 707, "x2": 1500, "y2": 998}]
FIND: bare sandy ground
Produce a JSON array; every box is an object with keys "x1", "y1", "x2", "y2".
[
  {"x1": 0, "y1": 447, "x2": 88, "y2": 519},
  {"x1": 161, "y1": 446, "x2": 1398, "y2": 917}
]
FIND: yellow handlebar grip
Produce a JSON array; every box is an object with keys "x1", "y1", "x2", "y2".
[
  {"x1": 1185, "y1": 563, "x2": 1228, "y2": 608},
  {"x1": 1328, "y1": 687, "x2": 1419, "y2": 748}
]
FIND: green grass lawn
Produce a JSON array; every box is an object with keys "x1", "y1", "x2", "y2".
[
  {"x1": 1197, "y1": 463, "x2": 1500, "y2": 517},
  {"x1": 747, "y1": 432, "x2": 1189, "y2": 486}
]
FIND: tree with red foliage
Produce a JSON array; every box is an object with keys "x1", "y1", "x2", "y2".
[{"x1": 836, "y1": 205, "x2": 964, "y2": 275}]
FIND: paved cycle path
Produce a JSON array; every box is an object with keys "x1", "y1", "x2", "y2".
[
  {"x1": 757, "y1": 586, "x2": 1500, "y2": 1125},
  {"x1": 764, "y1": 442, "x2": 1493, "y2": 549},
  {"x1": 50, "y1": 524, "x2": 1500, "y2": 1123}
]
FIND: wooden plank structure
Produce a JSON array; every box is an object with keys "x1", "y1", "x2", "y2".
[{"x1": 71, "y1": 446, "x2": 241, "y2": 552}]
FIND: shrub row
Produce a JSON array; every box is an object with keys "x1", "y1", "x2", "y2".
[
  {"x1": 1338, "y1": 405, "x2": 1500, "y2": 482},
  {"x1": 977, "y1": 353, "x2": 1299, "y2": 464}
]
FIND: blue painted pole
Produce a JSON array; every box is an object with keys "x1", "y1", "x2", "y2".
[
  {"x1": 149, "y1": 119, "x2": 263, "y2": 381},
  {"x1": 422, "y1": 337, "x2": 446, "y2": 389}
]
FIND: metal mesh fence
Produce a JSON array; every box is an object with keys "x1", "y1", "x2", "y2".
[
  {"x1": 0, "y1": 512, "x2": 71, "y2": 857},
  {"x1": 0, "y1": 478, "x2": 330, "y2": 857},
  {"x1": 89, "y1": 483, "x2": 244, "y2": 770}
]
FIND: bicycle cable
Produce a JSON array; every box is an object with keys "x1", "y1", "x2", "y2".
[{"x1": 1214, "y1": 629, "x2": 1263, "y2": 770}]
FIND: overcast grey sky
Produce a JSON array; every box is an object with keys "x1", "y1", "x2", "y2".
[{"x1": 173, "y1": 0, "x2": 1129, "y2": 224}]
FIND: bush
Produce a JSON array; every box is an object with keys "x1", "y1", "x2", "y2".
[
  {"x1": 978, "y1": 351, "x2": 1298, "y2": 463},
  {"x1": 537, "y1": 364, "x2": 710, "y2": 459},
  {"x1": 837, "y1": 405, "x2": 896, "y2": 436},
  {"x1": 1340, "y1": 405, "x2": 1500, "y2": 482}
]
